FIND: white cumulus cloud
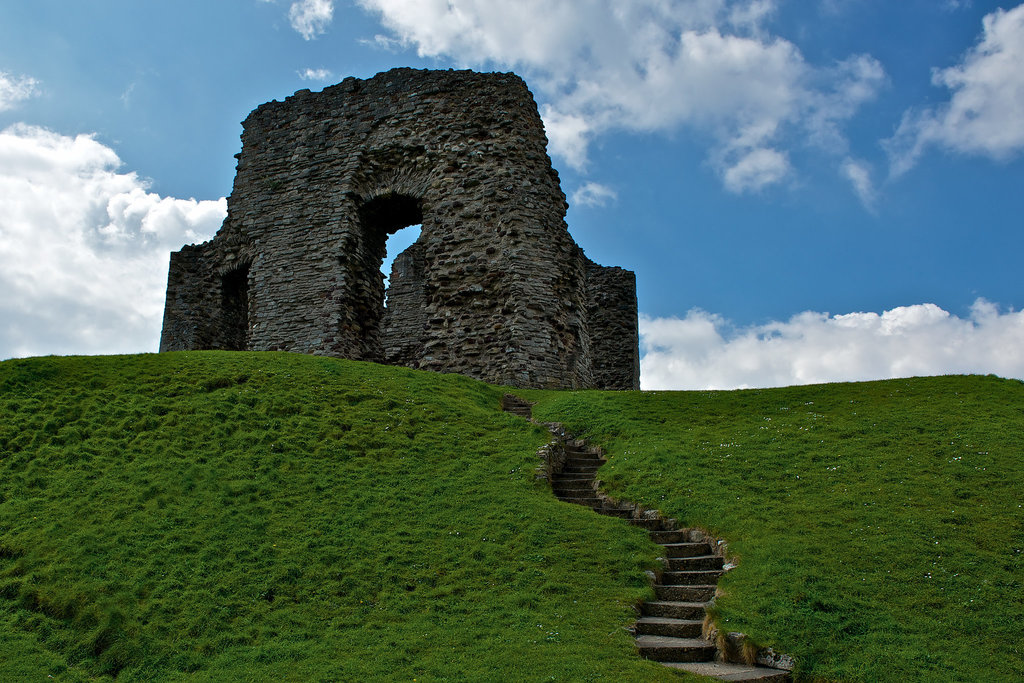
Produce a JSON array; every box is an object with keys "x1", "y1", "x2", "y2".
[
  {"x1": 289, "y1": 0, "x2": 334, "y2": 40},
  {"x1": 0, "y1": 71, "x2": 39, "y2": 111},
  {"x1": 0, "y1": 124, "x2": 225, "y2": 359},
  {"x1": 887, "y1": 3, "x2": 1024, "y2": 175},
  {"x1": 357, "y1": 0, "x2": 885, "y2": 195},
  {"x1": 722, "y1": 147, "x2": 790, "y2": 193},
  {"x1": 571, "y1": 181, "x2": 617, "y2": 208},
  {"x1": 298, "y1": 67, "x2": 334, "y2": 81},
  {"x1": 640, "y1": 300, "x2": 1024, "y2": 390}
]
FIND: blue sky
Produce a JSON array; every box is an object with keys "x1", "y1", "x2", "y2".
[{"x1": 1, "y1": 0, "x2": 1022, "y2": 388}]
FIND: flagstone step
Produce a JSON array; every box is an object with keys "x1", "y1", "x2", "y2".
[
  {"x1": 663, "y1": 542, "x2": 718, "y2": 558},
  {"x1": 552, "y1": 477, "x2": 594, "y2": 486},
  {"x1": 667, "y1": 555, "x2": 725, "y2": 571},
  {"x1": 552, "y1": 483, "x2": 595, "y2": 493},
  {"x1": 596, "y1": 508, "x2": 634, "y2": 518},
  {"x1": 663, "y1": 661, "x2": 792, "y2": 681},
  {"x1": 560, "y1": 497, "x2": 603, "y2": 506},
  {"x1": 630, "y1": 517, "x2": 670, "y2": 530},
  {"x1": 661, "y1": 570, "x2": 725, "y2": 585},
  {"x1": 565, "y1": 457, "x2": 603, "y2": 467},
  {"x1": 641, "y1": 601, "x2": 707, "y2": 620},
  {"x1": 635, "y1": 616, "x2": 703, "y2": 638},
  {"x1": 561, "y1": 466, "x2": 601, "y2": 475},
  {"x1": 635, "y1": 635, "x2": 717, "y2": 663},
  {"x1": 649, "y1": 530, "x2": 700, "y2": 545},
  {"x1": 652, "y1": 540, "x2": 711, "y2": 556},
  {"x1": 655, "y1": 584, "x2": 717, "y2": 602}
]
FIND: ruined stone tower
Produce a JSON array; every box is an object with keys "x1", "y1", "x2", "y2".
[{"x1": 160, "y1": 68, "x2": 639, "y2": 390}]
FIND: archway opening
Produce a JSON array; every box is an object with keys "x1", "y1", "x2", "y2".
[
  {"x1": 382, "y1": 223, "x2": 422, "y2": 307},
  {"x1": 220, "y1": 264, "x2": 250, "y2": 350},
  {"x1": 357, "y1": 193, "x2": 425, "y2": 363}
]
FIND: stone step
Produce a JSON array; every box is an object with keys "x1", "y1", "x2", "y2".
[
  {"x1": 649, "y1": 530, "x2": 698, "y2": 545},
  {"x1": 635, "y1": 635, "x2": 716, "y2": 663},
  {"x1": 560, "y1": 497, "x2": 602, "y2": 507},
  {"x1": 630, "y1": 518, "x2": 669, "y2": 530},
  {"x1": 635, "y1": 616, "x2": 703, "y2": 638},
  {"x1": 656, "y1": 543, "x2": 714, "y2": 559},
  {"x1": 563, "y1": 457, "x2": 600, "y2": 464},
  {"x1": 663, "y1": 542, "x2": 715, "y2": 558},
  {"x1": 501, "y1": 402, "x2": 532, "y2": 418},
  {"x1": 552, "y1": 475, "x2": 594, "y2": 484},
  {"x1": 560, "y1": 467, "x2": 600, "y2": 476},
  {"x1": 552, "y1": 473, "x2": 593, "y2": 483},
  {"x1": 552, "y1": 481, "x2": 594, "y2": 492},
  {"x1": 661, "y1": 570, "x2": 725, "y2": 585},
  {"x1": 663, "y1": 661, "x2": 791, "y2": 682},
  {"x1": 564, "y1": 459, "x2": 603, "y2": 469},
  {"x1": 667, "y1": 555, "x2": 724, "y2": 571},
  {"x1": 596, "y1": 508, "x2": 633, "y2": 518},
  {"x1": 654, "y1": 584, "x2": 716, "y2": 602},
  {"x1": 642, "y1": 601, "x2": 707, "y2": 620}
]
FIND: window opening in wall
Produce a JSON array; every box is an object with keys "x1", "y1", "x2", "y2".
[
  {"x1": 382, "y1": 223, "x2": 422, "y2": 307},
  {"x1": 221, "y1": 264, "x2": 250, "y2": 350}
]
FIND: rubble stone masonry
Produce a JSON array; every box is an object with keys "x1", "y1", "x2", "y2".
[{"x1": 160, "y1": 68, "x2": 639, "y2": 390}]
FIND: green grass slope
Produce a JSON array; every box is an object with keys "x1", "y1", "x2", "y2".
[
  {"x1": 527, "y1": 376, "x2": 1024, "y2": 682},
  {"x1": 0, "y1": 353, "x2": 677, "y2": 682}
]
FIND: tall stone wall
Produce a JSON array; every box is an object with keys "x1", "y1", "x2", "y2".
[
  {"x1": 585, "y1": 262, "x2": 641, "y2": 391},
  {"x1": 160, "y1": 68, "x2": 639, "y2": 390}
]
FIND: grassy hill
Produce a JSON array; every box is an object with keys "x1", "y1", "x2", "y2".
[
  {"x1": 0, "y1": 353, "x2": 672, "y2": 681},
  {"x1": 1, "y1": 352, "x2": 1021, "y2": 681},
  {"x1": 526, "y1": 375, "x2": 1024, "y2": 681}
]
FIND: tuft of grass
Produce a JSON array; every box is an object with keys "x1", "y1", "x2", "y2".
[
  {"x1": 526, "y1": 375, "x2": 1024, "y2": 682},
  {"x1": 0, "y1": 352, "x2": 683, "y2": 681}
]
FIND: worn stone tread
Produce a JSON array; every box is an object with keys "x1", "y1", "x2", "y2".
[
  {"x1": 649, "y1": 530, "x2": 700, "y2": 544},
  {"x1": 596, "y1": 508, "x2": 634, "y2": 518},
  {"x1": 635, "y1": 616, "x2": 703, "y2": 637},
  {"x1": 661, "y1": 570, "x2": 725, "y2": 585},
  {"x1": 629, "y1": 518, "x2": 669, "y2": 529},
  {"x1": 663, "y1": 661, "x2": 791, "y2": 681},
  {"x1": 642, "y1": 601, "x2": 708, "y2": 619},
  {"x1": 635, "y1": 635, "x2": 716, "y2": 662},
  {"x1": 636, "y1": 635, "x2": 714, "y2": 647},
  {"x1": 654, "y1": 585, "x2": 717, "y2": 601},
  {"x1": 662, "y1": 542, "x2": 716, "y2": 558},
  {"x1": 666, "y1": 555, "x2": 725, "y2": 571}
]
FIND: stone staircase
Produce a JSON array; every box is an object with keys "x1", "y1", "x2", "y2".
[{"x1": 503, "y1": 395, "x2": 792, "y2": 682}]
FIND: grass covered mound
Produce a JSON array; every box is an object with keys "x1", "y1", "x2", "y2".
[
  {"x1": 0, "y1": 352, "x2": 676, "y2": 681},
  {"x1": 527, "y1": 376, "x2": 1024, "y2": 682}
]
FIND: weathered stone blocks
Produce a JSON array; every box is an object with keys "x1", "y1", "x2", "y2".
[{"x1": 160, "y1": 68, "x2": 639, "y2": 390}]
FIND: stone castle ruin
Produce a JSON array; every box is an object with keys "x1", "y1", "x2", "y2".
[{"x1": 160, "y1": 68, "x2": 639, "y2": 390}]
